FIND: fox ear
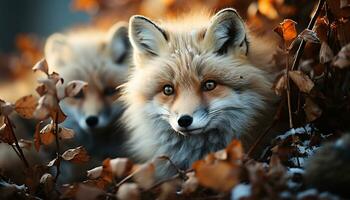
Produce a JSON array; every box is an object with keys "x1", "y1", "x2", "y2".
[
  {"x1": 45, "y1": 34, "x2": 71, "y2": 67},
  {"x1": 203, "y1": 8, "x2": 247, "y2": 55},
  {"x1": 129, "y1": 15, "x2": 168, "y2": 56},
  {"x1": 108, "y1": 22, "x2": 131, "y2": 64}
]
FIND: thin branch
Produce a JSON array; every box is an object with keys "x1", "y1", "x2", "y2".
[
  {"x1": 5, "y1": 116, "x2": 30, "y2": 168},
  {"x1": 286, "y1": 49, "x2": 294, "y2": 128},
  {"x1": 291, "y1": 0, "x2": 326, "y2": 71},
  {"x1": 53, "y1": 111, "x2": 61, "y2": 182}
]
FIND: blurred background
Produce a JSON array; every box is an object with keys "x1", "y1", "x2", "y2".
[{"x1": 0, "y1": 0, "x2": 316, "y2": 101}]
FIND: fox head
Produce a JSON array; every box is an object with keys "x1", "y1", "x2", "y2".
[
  {"x1": 45, "y1": 22, "x2": 131, "y2": 133},
  {"x1": 124, "y1": 8, "x2": 277, "y2": 144}
]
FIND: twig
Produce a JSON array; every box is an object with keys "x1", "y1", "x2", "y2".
[
  {"x1": 53, "y1": 111, "x2": 61, "y2": 182},
  {"x1": 5, "y1": 116, "x2": 30, "y2": 168},
  {"x1": 115, "y1": 168, "x2": 140, "y2": 188},
  {"x1": 286, "y1": 48, "x2": 294, "y2": 128},
  {"x1": 291, "y1": 0, "x2": 326, "y2": 70}
]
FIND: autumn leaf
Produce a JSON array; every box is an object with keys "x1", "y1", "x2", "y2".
[
  {"x1": 193, "y1": 160, "x2": 239, "y2": 192},
  {"x1": 39, "y1": 173, "x2": 55, "y2": 197},
  {"x1": 288, "y1": 71, "x2": 315, "y2": 93},
  {"x1": 304, "y1": 97, "x2": 322, "y2": 122},
  {"x1": 32, "y1": 58, "x2": 49, "y2": 75},
  {"x1": 0, "y1": 123, "x2": 15, "y2": 144},
  {"x1": 299, "y1": 29, "x2": 320, "y2": 43},
  {"x1": 51, "y1": 106, "x2": 67, "y2": 124},
  {"x1": 110, "y1": 158, "x2": 133, "y2": 178},
  {"x1": 117, "y1": 183, "x2": 140, "y2": 200},
  {"x1": 0, "y1": 100, "x2": 14, "y2": 116},
  {"x1": 87, "y1": 166, "x2": 103, "y2": 179},
  {"x1": 40, "y1": 123, "x2": 55, "y2": 146},
  {"x1": 333, "y1": 43, "x2": 350, "y2": 69},
  {"x1": 62, "y1": 146, "x2": 90, "y2": 164},
  {"x1": 226, "y1": 139, "x2": 244, "y2": 161},
  {"x1": 14, "y1": 95, "x2": 38, "y2": 119},
  {"x1": 274, "y1": 19, "x2": 298, "y2": 45},
  {"x1": 58, "y1": 126, "x2": 75, "y2": 140},
  {"x1": 274, "y1": 74, "x2": 287, "y2": 96},
  {"x1": 65, "y1": 80, "x2": 88, "y2": 98},
  {"x1": 319, "y1": 42, "x2": 334, "y2": 64},
  {"x1": 132, "y1": 163, "x2": 156, "y2": 190},
  {"x1": 47, "y1": 158, "x2": 58, "y2": 167}
]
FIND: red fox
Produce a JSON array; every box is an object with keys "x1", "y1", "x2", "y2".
[
  {"x1": 44, "y1": 22, "x2": 131, "y2": 182},
  {"x1": 122, "y1": 8, "x2": 280, "y2": 176}
]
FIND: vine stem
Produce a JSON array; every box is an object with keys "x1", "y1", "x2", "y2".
[
  {"x1": 291, "y1": 0, "x2": 326, "y2": 71},
  {"x1": 5, "y1": 116, "x2": 30, "y2": 168}
]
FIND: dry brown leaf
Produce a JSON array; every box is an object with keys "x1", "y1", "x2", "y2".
[
  {"x1": 0, "y1": 123, "x2": 15, "y2": 144},
  {"x1": 333, "y1": 43, "x2": 350, "y2": 69},
  {"x1": 315, "y1": 17, "x2": 329, "y2": 42},
  {"x1": 40, "y1": 173, "x2": 55, "y2": 196},
  {"x1": 288, "y1": 71, "x2": 314, "y2": 93},
  {"x1": 32, "y1": 58, "x2": 49, "y2": 75},
  {"x1": 274, "y1": 19, "x2": 298, "y2": 45},
  {"x1": 58, "y1": 126, "x2": 75, "y2": 140},
  {"x1": 50, "y1": 106, "x2": 67, "y2": 124},
  {"x1": 87, "y1": 166, "x2": 103, "y2": 179},
  {"x1": 116, "y1": 183, "x2": 140, "y2": 200},
  {"x1": 47, "y1": 157, "x2": 58, "y2": 167},
  {"x1": 226, "y1": 139, "x2": 244, "y2": 161},
  {"x1": 65, "y1": 80, "x2": 88, "y2": 98},
  {"x1": 193, "y1": 160, "x2": 239, "y2": 192},
  {"x1": 15, "y1": 95, "x2": 38, "y2": 119},
  {"x1": 274, "y1": 74, "x2": 287, "y2": 96},
  {"x1": 37, "y1": 79, "x2": 57, "y2": 95},
  {"x1": 319, "y1": 42, "x2": 334, "y2": 64},
  {"x1": 132, "y1": 163, "x2": 155, "y2": 190},
  {"x1": 299, "y1": 29, "x2": 320, "y2": 43},
  {"x1": 36, "y1": 84, "x2": 47, "y2": 97},
  {"x1": 110, "y1": 158, "x2": 133, "y2": 178},
  {"x1": 0, "y1": 101, "x2": 14, "y2": 116},
  {"x1": 304, "y1": 97, "x2": 322, "y2": 122},
  {"x1": 40, "y1": 123, "x2": 55, "y2": 146},
  {"x1": 62, "y1": 146, "x2": 90, "y2": 164}
]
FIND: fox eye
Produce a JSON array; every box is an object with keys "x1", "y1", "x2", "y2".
[
  {"x1": 74, "y1": 90, "x2": 84, "y2": 99},
  {"x1": 104, "y1": 86, "x2": 118, "y2": 96},
  {"x1": 163, "y1": 85, "x2": 174, "y2": 96},
  {"x1": 203, "y1": 80, "x2": 216, "y2": 91}
]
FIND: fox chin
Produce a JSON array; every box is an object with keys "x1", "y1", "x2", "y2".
[{"x1": 122, "y1": 8, "x2": 280, "y2": 178}]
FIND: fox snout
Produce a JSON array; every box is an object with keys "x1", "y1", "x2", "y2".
[{"x1": 169, "y1": 108, "x2": 210, "y2": 135}]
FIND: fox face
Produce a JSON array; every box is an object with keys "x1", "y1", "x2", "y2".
[
  {"x1": 45, "y1": 23, "x2": 130, "y2": 133},
  {"x1": 124, "y1": 9, "x2": 278, "y2": 172}
]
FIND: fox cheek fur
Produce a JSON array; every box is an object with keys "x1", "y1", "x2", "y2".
[{"x1": 123, "y1": 8, "x2": 279, "y2": 177}]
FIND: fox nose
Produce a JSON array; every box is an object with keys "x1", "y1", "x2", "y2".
[
  {"x1": 178, "y1": 115, "x2": 193, "y2": 128},
  {"x1": 86, "y1": 116, "x2": 99, "y2": 127}
]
